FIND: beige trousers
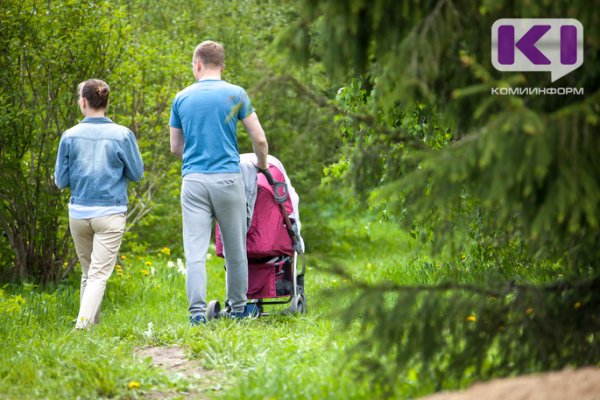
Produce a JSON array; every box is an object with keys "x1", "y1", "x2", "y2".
[{"x1": 69, "y1": 213, "x2": 126, "y2": 329}]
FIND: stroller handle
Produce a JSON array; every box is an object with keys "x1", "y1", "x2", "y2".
[
  {"x1": 256, "y1": 165, "x2": 300, "y2": 246},
  {"x1": 257, "y1": 166, "x2": 288, "y2": 204}
]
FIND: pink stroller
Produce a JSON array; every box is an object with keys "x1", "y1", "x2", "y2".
[{"x1": 208, "y1": 155, "x2": 306, "y2": 318}]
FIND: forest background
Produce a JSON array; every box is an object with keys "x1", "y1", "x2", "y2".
[{"x1": 0, "y1": 0, "x2": 598, "y2": 399}]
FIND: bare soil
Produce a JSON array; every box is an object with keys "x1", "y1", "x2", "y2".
[
  {"x1": 135, "y1": 348, "x2": 599, "y2": 400},
  {"x1": 135, "y1": 345, "x2": 223, "y2": 399},
  {"x1": 420, "y1": 367, "x2": 600, "y2": 400}
]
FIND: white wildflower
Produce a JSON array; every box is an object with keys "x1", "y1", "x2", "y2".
[
  {"x1": 176, "y1": 258, "x2": 186, "y2": 275},
  {"x1": 144, "y1": 322, "x2": 154, "y2": 339}
]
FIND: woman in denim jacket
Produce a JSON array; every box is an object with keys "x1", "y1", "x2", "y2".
[{"x1": 55, "y1": 79, "x2": 144, "y2": 329}]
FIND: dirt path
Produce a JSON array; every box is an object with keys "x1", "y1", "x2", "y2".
[
  {"x1": 136, "y1": 347, "x2": 599, "y2": 400},
  {"x1": 420, "y1": 367, "x2": 600, "y2": 400},
  {"x1": 135, "y1": 346, "x2": 223, "y2": 399}
]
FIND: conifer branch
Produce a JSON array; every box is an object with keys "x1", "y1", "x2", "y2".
[{"x1": 326, "y1": 261, "x2": 600, "y2": 299}]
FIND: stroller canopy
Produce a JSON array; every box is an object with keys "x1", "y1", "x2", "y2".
[{"x1": 216, "y1": 154, "x2": 303, "y2": 259}]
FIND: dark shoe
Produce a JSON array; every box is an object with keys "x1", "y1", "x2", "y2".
[
  {"x1": 229, "y1": 303, "x2": 260, "y2": 319},
  {"x1": 190, "y1": 314, "x2": 207, "y2": 325}
]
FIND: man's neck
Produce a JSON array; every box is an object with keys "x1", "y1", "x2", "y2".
[{"x1": 197, "y1": 70, "x2": 222, "y2": 81}]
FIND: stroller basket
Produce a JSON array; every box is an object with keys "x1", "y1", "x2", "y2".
[{"x1": 248, "y1": 256, "x2": 294, "y2": 299}]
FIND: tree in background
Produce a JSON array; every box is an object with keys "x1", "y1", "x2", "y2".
[
  {"x1": 283, "y1": 0, "x2": 599, "y2": 395},
  {"x1": 0, "y1": 1, "x2": 130, "y2": 282}
]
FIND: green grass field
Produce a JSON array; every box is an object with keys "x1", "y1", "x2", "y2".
[{"x1": 0, "y1": 216, "x2": 565, "y2": 399}]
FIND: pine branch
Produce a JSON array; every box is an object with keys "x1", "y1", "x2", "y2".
[{"x1": 325, "y1": 260, "x2": 600, "y2": 298}]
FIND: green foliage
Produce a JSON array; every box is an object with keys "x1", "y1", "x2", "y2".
[
  {"x1": 339, "y1": 277, "x2": 599, "y2": 395},
  {"x1": 288, "y1": 0, "x2": 600, "y2": 266},
  {"x1": 283, "y1": 0, "x2": 600, "y2": 392},
  {"x1": 334, "y1": 78, "x2": 452, "y2": 196}
]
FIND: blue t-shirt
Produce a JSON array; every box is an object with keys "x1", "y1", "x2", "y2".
[{"x1": 169, "y1": 79, "x2": 255, "y2": 175}]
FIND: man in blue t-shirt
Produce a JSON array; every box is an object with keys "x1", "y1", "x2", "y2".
[{"x1": 169, "y1": 40, "x2": 269, "y2": 324}]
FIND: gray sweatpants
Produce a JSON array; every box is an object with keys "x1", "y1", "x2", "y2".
[{"x1": 181, "y1": 173, "x2": 248, "y2": 316}]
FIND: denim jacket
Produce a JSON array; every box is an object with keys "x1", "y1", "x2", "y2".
[{"x1": 54, "y1": 117, "x2": 144, "y2": 207}]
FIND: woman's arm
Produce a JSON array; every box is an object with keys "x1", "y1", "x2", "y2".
[{"x1": 54, "y1": 137, "x2": 70, "y2": 189}]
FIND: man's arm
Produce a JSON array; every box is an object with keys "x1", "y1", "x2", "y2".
[
  {"x1": 242, "y1": 112, "x2": 268, "y2": 170},
  {"x1": 170, "y1": 127, "x2": 184, "y2": 159}
]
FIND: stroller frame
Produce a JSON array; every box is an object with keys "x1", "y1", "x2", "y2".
[
  {"x1": 251, "y1": 249, "x2": 306, "y2": 315},
  {"x1": 207, "y1": 167, "x2": 306, "y2": 319}
]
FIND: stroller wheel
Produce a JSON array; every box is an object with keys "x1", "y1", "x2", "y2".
[
  {"x1": 207, "y1": 300, "x2": 221, "y2": 320},
  {"x1": 289, "y1": 295, "x2": 306, "y2": 315}
]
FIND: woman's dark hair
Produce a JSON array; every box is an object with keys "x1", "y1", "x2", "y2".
[{"x1": 78, "y1": 79, "x2": 110, "y2": 110}]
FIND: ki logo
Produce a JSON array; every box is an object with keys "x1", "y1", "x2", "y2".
[{"x1": 491, "y1": 19, "x2": 584, "y2": 82}]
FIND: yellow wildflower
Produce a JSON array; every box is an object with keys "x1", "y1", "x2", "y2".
[
  {"x1": 120, "y1": 255, "x2": 126, "y2": 261},
  {"x1": 145, "y1": 261, "x2": 151, "y2": 267},
  {"x1": 128, "y1": 381, "x2": 140, "y2": 390},
  {"x1": 526, "y1": 307, "x2": 534, "y2": 315},
  {"x1": 160, "y1": 247, "x2": 171, "y2": 256},
  {"x1": 574, "y1": 301, "x2": 582, "y2": 309},
  {"x1": 466, "y1": 315, "x2": 476, "y2": 322},
  {"x1": 141, "y1": 269, "x2": 149, "y2": 276}
]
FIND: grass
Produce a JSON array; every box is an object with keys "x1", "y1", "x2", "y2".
[{"x1": 0, "y1": 215, "x2": 569, "y2": 399}]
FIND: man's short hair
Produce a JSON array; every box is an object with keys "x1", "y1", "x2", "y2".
[{"x1": 193, "y1": 41, "x2": 225, "y2": 67}]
